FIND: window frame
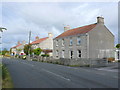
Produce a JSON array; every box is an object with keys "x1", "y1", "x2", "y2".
[
  {"x1": 77, "y1": 50, "x2": 81, "y2": 58},
  {"x1": 56, "y1": 40, "x2": 58, "y2": 47},
  {"x1": 69, "y1": 37, "x2": 73, "y2": 46},
  {"x1": 77, "y1": 36, "x2": 81, "y2": 45},
  {"x1": 62, "y1": 39, "x2": 64, "y2": 46}
]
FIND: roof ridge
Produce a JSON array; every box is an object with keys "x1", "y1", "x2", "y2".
[{"x1": 67, "y1": 23, "x2": 97, "y2": 32}]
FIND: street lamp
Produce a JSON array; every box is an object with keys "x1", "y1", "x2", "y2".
[{"x1": 0, "y1": 27, "x2": 7, "y2": 56}]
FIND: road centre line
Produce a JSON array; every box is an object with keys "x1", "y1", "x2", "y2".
[{"x1": 41, "y1": 68, "x2": 71, "y2": 81}]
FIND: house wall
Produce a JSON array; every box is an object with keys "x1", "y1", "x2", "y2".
[
  {"x1": 53, "y1": 34, "x2": 87, "y2": 59},
  {"x1": 88, "y1": 23, "x2": 114, "y2": 58},
  {"x1": 38, "y1": 37, "x2": 53, "y2": 50},
  {"x1": 11, "y1": 44, "x2": 25, "y2": 55}
]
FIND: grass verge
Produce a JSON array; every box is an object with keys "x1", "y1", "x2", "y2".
[{"x1": 1, "y1": 64, "x2": 14, "y2": 88}]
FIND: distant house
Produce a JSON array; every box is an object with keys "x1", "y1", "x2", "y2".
[
  {"x1": 11, "y1": 41, "x2": 26, "y2": 56},
  {"x1": 53, "y1": 16, "x2": 114, "y2": 59},
  {"x1": 30, "y1": 33, "x2": 53, "y2": 56}
]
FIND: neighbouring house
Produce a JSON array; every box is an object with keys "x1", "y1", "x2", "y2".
[
  {"x1": 30, "y1": 33, "x2": 53, "y2": 56},
  {"x1": 115, "y1": 48, "x2": 120, "y2": 61},
  {"x1": 11, "y1": 41, "x2": 26, "y2": 56},
  {"x1": 53, "y1": 16, "x2": 114, "y2": 59}
]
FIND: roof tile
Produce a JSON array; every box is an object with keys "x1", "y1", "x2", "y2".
[{"x1": 55, "y1": 23, "x2": 97, "y2": 39}]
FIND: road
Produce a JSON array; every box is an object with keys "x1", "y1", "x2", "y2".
[{"x1": 2, "y1": 58, "x2": 119, "y2": 88}]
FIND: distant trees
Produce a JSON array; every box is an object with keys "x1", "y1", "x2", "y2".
[
  {"x1": 116, "y1": 44, "x2": 120, "y2": 48},
  {"x1": 1, "y1": 48, "x2": 9, "y2": 55}
]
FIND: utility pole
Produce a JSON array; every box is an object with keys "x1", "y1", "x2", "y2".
[{"x1": 28, "y1": 31, "x2": 31, "y2": 57}]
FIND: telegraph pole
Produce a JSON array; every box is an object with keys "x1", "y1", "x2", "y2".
[{"x1": 28, "y1": 31, "x2": 31, "y2": 57}]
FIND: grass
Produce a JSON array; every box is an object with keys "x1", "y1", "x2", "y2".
[{"x1": 1, "y1": 64, "x2": 14, "y2": 88}]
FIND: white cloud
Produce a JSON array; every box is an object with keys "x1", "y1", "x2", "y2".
[{"x1": 2, "y1": 2, "x2": 118, "y2": 49}]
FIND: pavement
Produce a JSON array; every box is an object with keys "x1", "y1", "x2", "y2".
[{"x1": 2, "y1": 58, "x2": 119, "y2": 88}]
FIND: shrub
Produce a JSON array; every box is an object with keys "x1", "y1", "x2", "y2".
[
  {"x1": 41, "y1": 54, "x2": 49, "y2": 57},
  {"x1": 32, "y1": 59, "x2": 38, "y2": 61}
]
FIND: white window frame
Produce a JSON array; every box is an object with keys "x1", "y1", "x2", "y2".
[
  {"x1": 77, "y1": 36, "x2": 81, "y2": 45},
  {"x1": 56, "y1": 50, "x2": 59, "y2": 58},
  {"x1": 62, "y1": 50, "x2": 65, "y2": 58},
  {"x1": 62, "y1": 39, "x2": 64, "y2": 46},
  {"x1": 69, "y1": 50, "x2": 73, "y2": 59},
  {"x1": 70, "y1": 38, "x2": 73, "y2": 46},
  {"x1": 77, "y1": 50, "x2": 81, "y2": 58},
  {"x1": 56, "y1": 40, "x2": 58, "y2": 47}
]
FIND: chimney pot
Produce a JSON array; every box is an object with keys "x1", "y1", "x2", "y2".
[
  {"x1": 17, "y1": 41, "x2": 20, "y2": 45},
  {"x1": 97, "y1": 16, "x2": 104, "y2": 24},
  {"x1": 48, "y1": 33, "x2": 53, "y2": 38},
  {"x1": 35, "y1": 36, "x2": 39, "y2": 40},
  {"x1": 64, "y1": 25, "x2": 70, "y2": 32}
]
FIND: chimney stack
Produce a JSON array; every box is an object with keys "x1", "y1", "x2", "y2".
[
  {"x1": 35, "y1": 36, "x2": 39, "y2": 40},
  {"x1": 17, "y1": 41, "x2": 20, "y2": 45},
  {"x1": 64, "y1": 25, "x2": 70, "y2": 32},
  {"x1": 22, "y1": 40, "x2": 26, "y2": 45},
  {"x1": 48, "y1": 33, "x2": 53, "y2": 38},
  {"x1": 97, "y1": 16, "x2": 104, "y2": 24}
]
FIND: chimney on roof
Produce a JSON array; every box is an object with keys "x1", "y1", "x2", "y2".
[
  {"x1": 64, "y1": 25, "x2": 70, "y2": 32},
  {"x1": 97, "y1": 16, "x2": 104, "y2": 24},
  {"x1": 35, "y1": 36, "x2": 39, "y2": 40},
  {"x1": 17, "y1": 41, "x2": 20, "y2": 45},
  {"x1": 22, "y1": 40, "x2": 26, "y2": 45},
  {"x1": 48, "y1": 33, "x2": 53, "y2": 38}
]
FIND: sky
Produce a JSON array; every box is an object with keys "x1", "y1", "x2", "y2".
[{"x1": 0, "y1": 1, "x2": 118, "y2": 50}]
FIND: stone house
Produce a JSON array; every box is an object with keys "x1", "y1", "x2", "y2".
[
  {"x1": 53, "y1": 17, "x2": 114, "y2": 59},
  {"x1": 11, "y1": 41, "x2": 26, "y2": 56},
  {"x1": 30, "y1": 33, "x2": 53, "y2": 56}
]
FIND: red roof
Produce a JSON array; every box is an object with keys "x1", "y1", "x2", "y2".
[
  {"x1": 30, "y1": 37, "x2": 48, "y2": 45},
  {"x1": 12, "y1": 44, "x2": 22, "y2": 48},
  {"x1": 55, "y1": 23, "x2": 97, "y2": 39}
]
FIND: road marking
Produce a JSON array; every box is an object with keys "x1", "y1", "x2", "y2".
[
  {"x1": 42, "y1": 69, "x2": 71, "y2": 81},
  {"x1": 21, "y1": 62, "x2": 34, "y2": 67},
  {"x1": 96, "y1": 68, "x2": 118, "y2": 72}
]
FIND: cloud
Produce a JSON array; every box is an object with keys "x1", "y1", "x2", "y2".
[{"x1": 2, "y1": 2, "x2": 118, "y2": 50}]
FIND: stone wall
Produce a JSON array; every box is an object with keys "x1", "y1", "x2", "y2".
[{"x1": 30, "y1": 56, "x2": 108, "y2": 67}]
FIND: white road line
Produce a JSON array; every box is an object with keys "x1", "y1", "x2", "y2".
[
  {"x1": 42, "y1": 69, "x2": 71, "y2": 81},
  {"x1": 96, "y1": 68, "x2": 118, "y2": 72},
  {"x1": 95, "y1": 73, "x2": 105, "y2": 75},
  {"x1": 21, "y1": 62, "x2": 34, "y2": 67}
]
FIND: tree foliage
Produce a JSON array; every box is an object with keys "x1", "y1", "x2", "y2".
[
  {"x1": 33, "y1": 48, "x2": 42, "y2": 56},
  {"x1": 116, "y1": 44, "x2": 120, "y2": 48},
  {"x1": 24, "y1": 44, "x2": 33, "y2": 55},
  {"x1": 1, "y1": 48, "x2": 9, "y2": 55}
]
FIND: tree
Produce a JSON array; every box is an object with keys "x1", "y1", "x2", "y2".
[
  {"x1": 116, "y1": 44, "x2": 120, "y2": 48},
  {"x1": 33, "y1": 48, "x2": 42, "y2": 56},
  {"x1": 24, "y1": 44, "x2": 33, "y2": 55},
  {"x1": 2, "y1": 48, "x2": 9, "y2": 55}
]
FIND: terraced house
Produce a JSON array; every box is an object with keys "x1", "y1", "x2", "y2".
[
  {"x1": 30, "y1": 33, "x2": 53, "y2": 56},
  {"x1": 53, "y1": 17, "x2": 114, "y2": 59}
]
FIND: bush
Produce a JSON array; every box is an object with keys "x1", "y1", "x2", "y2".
[
  {"x1": 107, "y1": 57, "x2": 115, "y2": 62},
  {"x1": 32, "y1": 59, "x2": 38, "y2": 61},
  {"x1": 41, "y1": 54, "x2": 49, "y2": 57}
]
